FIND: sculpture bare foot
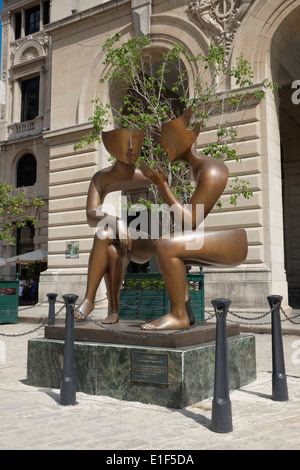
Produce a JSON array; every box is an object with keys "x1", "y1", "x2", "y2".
[
  {"x1": 140, "y1": 312, "x2": 190, "y2": 330},
  {"x1": 101, "y1": 312, "x2": 119, "y2": 324},
  {"x1": 74, "y1": 299, "x2": 94, "y2": 320}
]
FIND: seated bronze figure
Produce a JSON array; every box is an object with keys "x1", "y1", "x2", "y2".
[
  {"x1": 139, "y1": 108, "x2": 248, "y2": 330},
  {"x1": 75, "y1": 128, "x2": 154, "y2": 322}
]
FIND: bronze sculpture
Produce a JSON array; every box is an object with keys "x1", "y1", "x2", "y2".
[
  {"x1": 74, "y1": 128, "x2": 154, "y2": 322},
  {"x1": 139, "y1": 108, "x2": 248, "y2": 330},
  {"x1": 76, "y1": 110, "x2": 247, "y2": 330}
]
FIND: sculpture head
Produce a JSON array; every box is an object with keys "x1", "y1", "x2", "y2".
[
  {"x1": 102, "y1": 128, "x2": 145, "y2": 165},
  {"x1": 161, "y1": 108, "x2": 200, "y2": 162}
]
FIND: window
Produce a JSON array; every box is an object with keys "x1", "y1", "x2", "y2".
[
  {"x1": 43, "y1": 1, "x2": 50, "y2": 25},
  {"x1": 17, "y1": 154, "x2": 37, "y2": 188},
  {"x1": 25, "y1": 6, "x2": 40, "y2": 36},
  {"x1": 21, "y1": 77, "x2": 40, "y2": 122},
  {"x1": 15, "y1": 12, "x2": 22, "y2": 40},
  {"x1": 17, "y1": 223, "x2": 35, "y2": 256},
  {"x1": 14, "y1": 2, "x2": 50, "y2": 39}
]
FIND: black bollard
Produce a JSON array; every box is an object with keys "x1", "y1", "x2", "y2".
[
  {"x1": 267, "y1": 295, "x2": 289, "y2": 402},
  {"x1": 211, "y1": 298, "x2": 233, "y2": 433},
  {"x1": 47, "y1": 293, "x2": 58, "y2": 325},
  {"x1": 60, "y1": 294, "x2": 78, "y2": 406}
]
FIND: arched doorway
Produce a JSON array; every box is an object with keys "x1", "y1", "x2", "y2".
[{"x1": 275, "y1": 28, "x2": 300, "y2": 307}]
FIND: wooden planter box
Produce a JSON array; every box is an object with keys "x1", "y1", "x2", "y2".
[
  {"x1": 119, "y1": 269, "x2": 204, "y2": 322},
  {"x1": 0, "y1": 275, "x2": 19, "y2": 324}
]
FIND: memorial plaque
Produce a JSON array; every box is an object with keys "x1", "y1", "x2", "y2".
[{"x1": 132, "y1": 352, "x2": 169, "y2": 385}]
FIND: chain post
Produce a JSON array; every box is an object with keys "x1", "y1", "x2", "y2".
[
  {"x1": 211, "y1": 298, "x2": 233, "y2": 433},
  {"x1": 47, "y1": 293, "x2": 58, "y2": 326},
  {"x1": 60, "y1": 294, "x2": 78, "y2": 406},
  {"x1": 267, "y1": 295, "x2": 289, "y2": 402}
]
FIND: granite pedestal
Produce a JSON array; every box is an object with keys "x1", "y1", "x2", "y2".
[{"x1": 27, "y1": 320, "x2": 256, "y2": 409}]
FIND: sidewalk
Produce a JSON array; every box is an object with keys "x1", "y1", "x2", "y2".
[{"x1": 0, "y1": 303, "x2": 299, "y2": 450}]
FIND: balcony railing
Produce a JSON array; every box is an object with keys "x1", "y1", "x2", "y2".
[{"x1": 7, "y1": 116, "x2": 44, "y2": 139}]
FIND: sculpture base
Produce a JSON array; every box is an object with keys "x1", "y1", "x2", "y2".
[
  {"x1": 44, "y1": 320, "x2": 240, "y2": 348},
  {"x1": 27, "y1": 325, "x2": 256, "y2": 408}
]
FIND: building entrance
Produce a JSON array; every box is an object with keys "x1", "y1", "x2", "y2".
[{"x1": 278, "y1": 44, "x2": 300, "y2": 307}]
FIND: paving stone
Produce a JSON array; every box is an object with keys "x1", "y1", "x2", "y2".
[{"x1": 0, "y1": 314, "x2": 299, "y2": 450}]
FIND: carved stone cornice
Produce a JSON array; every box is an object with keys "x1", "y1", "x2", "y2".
[
  {"x1": 189, "y1": 0, "x2": 255, "y2": 54},
  {"x1": 11, "y1": 32, "x2": 50, "y2": 66}
]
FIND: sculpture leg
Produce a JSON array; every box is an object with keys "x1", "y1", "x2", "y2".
[
  {"x1": 102, "y1": 234, "x2": 154, "y2": 323},
  {"x1": 75, "y1": 231, "x2": 155, "y2": 321},
  {"x1": 141, "y1": 229, "x2": 248, "y2": 330},
  {"x1": 102, "y1": 244, "x2": 128, "y2": 324},
  {"x1": 75, "y1": 229, "x2": 115, "y2": 319},
  {"x1": 141, "y1": 238, "x2": 190, "y2": 330}
]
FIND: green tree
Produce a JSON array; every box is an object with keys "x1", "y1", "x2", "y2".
[
  {"x1": 27, "y1": 261, "x2": 47, "y2": 282},
  {"x1": 0, "y1": 182, "x2": 45, "y2": 246},
  {"x1": 75, "y1": 33, "x2": 278, "y2": 207}
]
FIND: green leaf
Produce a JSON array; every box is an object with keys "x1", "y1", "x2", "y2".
[
  {"x1": 0, "y1": 182, "x2": 45, "y2": 245},
  {"x1": 74, "y1": 34, "x2": 277, "y2": 208}
]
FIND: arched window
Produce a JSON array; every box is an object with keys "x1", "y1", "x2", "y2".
[{"x1": 17, "y1": 153, "x2": 37, "y2": 187}]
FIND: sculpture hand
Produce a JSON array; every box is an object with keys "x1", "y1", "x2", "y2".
[
  {"x1": 117, "y1": 219, "x2": 132, "y2": 252},
  {"x1": 140, "y1": 160, "x2": 166, "y2": 186}
]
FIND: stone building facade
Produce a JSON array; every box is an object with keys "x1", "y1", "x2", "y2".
[{"x1": 1, "y1": 0, "x2": 299, "y2": 311}]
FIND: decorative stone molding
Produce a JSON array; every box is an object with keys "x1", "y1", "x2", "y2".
[
  {"x1": 0, "y1": 12, "x2": 10, "y2": 38},
  {"x1": 131, "y1": 0, "x2": 152, "y2": 36},
  {"x1": 11, "y1": 33, "x2": 50, "y2": 66},
  {"x1": 189, "y1": 0, "x2": 254, "y2": 54},
  {"x1": 0, "y1": 12, "x2": 10, "y2": 121}
]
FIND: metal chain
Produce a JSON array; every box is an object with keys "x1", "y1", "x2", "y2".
[
  {"x1": 0, "y1": 296, "x2": 299, "y2": 340},
  {"x1": 280, "y1": 306, "x2": 300, "y2": 324},
  {"x1": 0, "y1": 304, "x2": 65, "y2": 338},
  {"x1": 18, "y1": 301, "x2": 48, "y2": 311},
  {"x1": 226, "y1": 303, "x2": 280, "y2": 326},
  {"x1": 228, "y1": 309, "x2": 274, "y2": 322},
  {"x1": 0, "y1": 322, "x2": 46, "y2": 338},
  {"x1": 73, "y1": 298, "x2": 217, "y2": 340},
  {"x1": 0, "y1": 300, "x2": 48, "y2": 314},
  {"x1": 227, "y1": 303, "x2": 300, "y2": 326}
]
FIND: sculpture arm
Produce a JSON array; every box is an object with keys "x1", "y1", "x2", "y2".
[
  {"x1": 86, "y1": 177, "x2": 109, "y2": 227},
  {"x1": 140, "y1": 158, "x2": 229, "y2": 229},
  {"x1": 140, "y1": 160, "x2": 201, "y2": 230},
  {"x1": 189, "y1": 161, "x2": 229, "y2": 219},
  {"x1": 156, "y1": 181, "x2": 202, "y2": 230},
  {"x1": 86, "y1": 177, "x2": 131, "y2": 250}
]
